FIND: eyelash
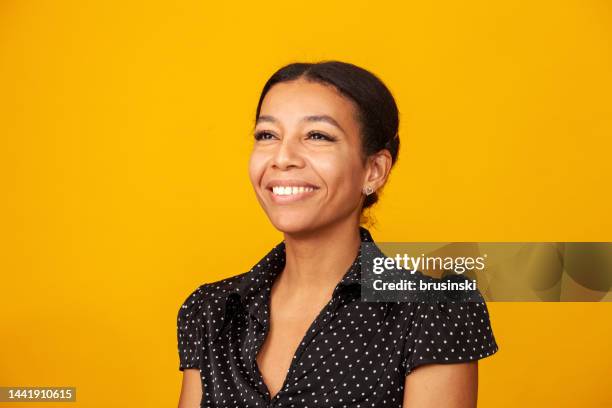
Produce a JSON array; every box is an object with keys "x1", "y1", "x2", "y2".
[{"x1": 254, "y1": 131, "x2": 336, "y2": 142}]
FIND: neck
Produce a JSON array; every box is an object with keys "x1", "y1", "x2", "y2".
[{"x1": 275, "y1": 219, "x2": 363, "y2": 299}]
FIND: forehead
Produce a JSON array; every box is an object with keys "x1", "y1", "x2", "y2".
[{"x1": 259, "y1": 78, "x2": 360, "y2": 131}]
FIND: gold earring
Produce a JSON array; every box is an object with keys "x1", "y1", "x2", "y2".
[{"x1": 363, "y1": 185, "x2": 374, "y2": 196}]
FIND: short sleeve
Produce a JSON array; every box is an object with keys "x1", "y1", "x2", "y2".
[
  {"x1": 177, "y1": 286, "x2": 206, "y2": 371},
  {"x1": 402, "y1": 298, "x2": 499, "y2": 375}
]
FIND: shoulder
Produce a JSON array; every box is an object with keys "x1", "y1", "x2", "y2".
[
  {"x1": 392, "y1": 298, "x2": 494, "y2": 332},
  {"x1": 394, "y1": 299, "x2": 499, "y2": 374},
  {"x1": 177, "y1": 271, "x2": 250, "y2": 320}
]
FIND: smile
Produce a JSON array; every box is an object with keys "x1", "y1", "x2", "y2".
[
  {"x1": 267, "y1": 185, "x2": 320, "y2": 204},
  {"x1": 271, "y1": 186, "x2": 317, "y2": 195}
]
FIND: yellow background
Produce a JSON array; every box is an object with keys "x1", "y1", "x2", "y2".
[{"x1": 1, "y1": 0, "x2": 611, "y2": 407}]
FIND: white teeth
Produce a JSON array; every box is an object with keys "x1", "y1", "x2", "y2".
[{"x1": 272, "y1": 186, "x2": 316, "y2": 195}]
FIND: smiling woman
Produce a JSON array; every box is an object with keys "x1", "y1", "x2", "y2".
[
  {"x1": 177, "y1": 60, "x2": 498, "y2": 408},
  {"x1": 249, "y1": 62, "x2": 400, "y2": 232}
]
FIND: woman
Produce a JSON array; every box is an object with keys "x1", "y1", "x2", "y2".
[{"x1": 177, "y1": 61, "x2": 498, "y2": 407}]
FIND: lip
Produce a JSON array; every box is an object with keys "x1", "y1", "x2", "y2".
[
  {"x1": 266, "y1": 186, "x2": 319, "y2": 204},
  {"x1": 264, "y1": 179, "x2": 321, "y2": 205}
]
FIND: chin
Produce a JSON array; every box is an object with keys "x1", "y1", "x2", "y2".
[{"x1": 268, "y1": 213, "x2": 318, "y2": 235}]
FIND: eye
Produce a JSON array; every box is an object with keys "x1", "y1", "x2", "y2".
[
  {"x1": 307, "y1": 131, "x2": 336, "y2": 142},
  {"x1": 254, "y1": 130, "x2": 276, "y2": 141}
]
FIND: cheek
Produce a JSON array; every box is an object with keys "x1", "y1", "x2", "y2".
[
  {"x1": 248, "y1": 151, "x2": 266, "y2": 187},
  {"x1": 316, "y1": 154, "x2": 364, "y2": 196}
]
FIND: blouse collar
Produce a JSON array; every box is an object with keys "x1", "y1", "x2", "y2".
[{"x1": 211, "y1": 226, "x2": 376, "y2": 341}]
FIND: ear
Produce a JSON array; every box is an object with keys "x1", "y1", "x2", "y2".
[{"x1": 363, "y1": 149, "x2": 393, "y2": 192}]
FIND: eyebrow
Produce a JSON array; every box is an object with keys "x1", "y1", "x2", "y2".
[{"x1": 255, "y1": 114, "x2": 346, "y2": 135}]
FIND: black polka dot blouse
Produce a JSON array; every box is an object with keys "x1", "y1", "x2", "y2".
[{"x1": 177, "y1": 226, "x2": 499, "y2": 407}]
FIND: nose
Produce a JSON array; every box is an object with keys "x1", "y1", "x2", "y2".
[{"x1": 271, "y1": 135, "x2": 304, "y2": 170}]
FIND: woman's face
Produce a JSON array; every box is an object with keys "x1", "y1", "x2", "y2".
[{"x1": 249, "y1": 78, "x2": 370, "y2": 235}]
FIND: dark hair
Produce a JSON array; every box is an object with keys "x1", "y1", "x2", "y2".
[{"x1": 255, "y1": 60, "x2": 400, "y2": 223}]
